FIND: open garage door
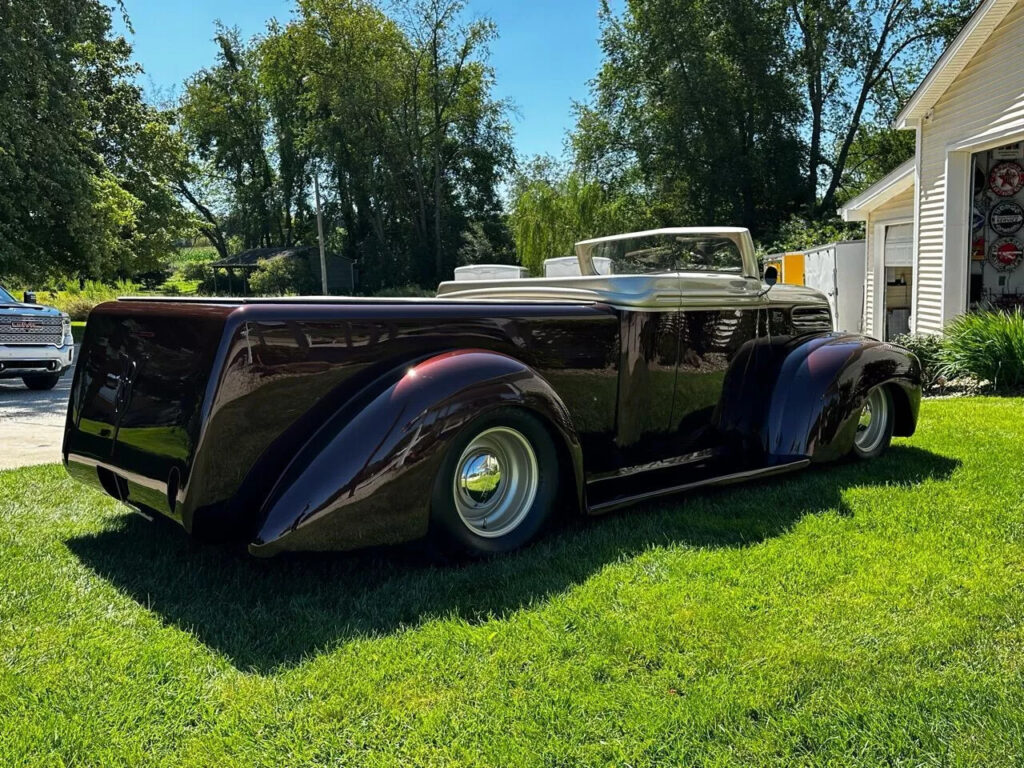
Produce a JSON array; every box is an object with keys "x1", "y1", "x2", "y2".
[{"x1": 883, "y1": 223, "x2": 913, "y2": 340}]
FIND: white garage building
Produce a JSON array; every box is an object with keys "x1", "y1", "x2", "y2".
[{"x1": 840, "y1": 0, "x2": 1024, "y2": 339}]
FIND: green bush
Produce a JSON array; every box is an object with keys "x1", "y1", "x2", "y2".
[
  {"x1": 248, "y1": 257, "x2": 317, "y2": 296},
  {"x1": 892, "y1": 333, "x2": 945, "y2": 391},
  {"x1": 180, "y1": 260, "x2": 211, "y2": 282},
  {"x1": 941, "y1": 309, "x2": 1024, "y2": 392},
  {"x1": 62, "y1": 296, "x2": 100, "y2": 321}
]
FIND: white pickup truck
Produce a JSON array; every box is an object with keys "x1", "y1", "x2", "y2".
[{"x1": 0, "y1": 285, "x2": 74, "y2": 390}]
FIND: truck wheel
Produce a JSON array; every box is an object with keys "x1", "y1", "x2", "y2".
[
  {"x1": 852, "y1": 386, "x2": 894, "y2": 459},
  {"x1": 22, "y1": 373, "x2": 61, "y2": 391},
  {"x1": 430, "y1": 408, "x2": 559, "y2": 557}
]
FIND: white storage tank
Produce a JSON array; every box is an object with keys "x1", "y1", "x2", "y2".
[
  {"x1": 453, "y1": 264, "x2": 529, "y2": 281},
  {"x1": 543, "y1": 256, "x2": 613, "y2": 277}
]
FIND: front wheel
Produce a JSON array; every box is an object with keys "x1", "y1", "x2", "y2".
[
  {"x1": 852, "y1": 386, "x2": 895, "y2": 459},
  {"x1": 22, "y1": 372, "x2": 61, "y2": 391},
  {"x1": 430, "y1": 408, "x2": 560, "y2": 557}
]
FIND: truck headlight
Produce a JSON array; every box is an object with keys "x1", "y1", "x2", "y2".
[{"x1": 62, "y1": 315, "x2": 72, "y2": 340}]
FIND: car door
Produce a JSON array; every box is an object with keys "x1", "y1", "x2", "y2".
[
  {"x1": 567, "y1": 270, "x2": 685, "y2": 479},
  {"x1": 666, "y1": 272, "x2": 765, "y2": 461}
]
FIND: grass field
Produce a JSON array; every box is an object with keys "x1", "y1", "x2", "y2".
[{"x1": 1, "y1": 398, "x2": 1023, "y2": 766}]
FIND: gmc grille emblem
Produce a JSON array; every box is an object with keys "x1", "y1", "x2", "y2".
[{"x1": 10, "y1": 320, "x2": 43, "y2": 331}]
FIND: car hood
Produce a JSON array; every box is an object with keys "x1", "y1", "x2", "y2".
[{"x1": 0, "y1": 303, "x2": 64, "y2": 317}]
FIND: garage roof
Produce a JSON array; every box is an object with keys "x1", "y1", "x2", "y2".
[
  {"x1": 895, "y1": 0, "x2": 1019, "y2": 129},
  {"x1": 838, "y1": 159, "x2": 915, "y2": 221}
]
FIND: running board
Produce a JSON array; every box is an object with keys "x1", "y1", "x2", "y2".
[{"x1": 586, "y1": 459, "x2": 811, "y2": 515}]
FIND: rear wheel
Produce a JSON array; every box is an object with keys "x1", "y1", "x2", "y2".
[
  {"x1": 430, "y1": 408, "x2": 559, "y2": 557},
  {"x1": 22, "y1": 373, "x2": 61, "y2": 391},
  {"x1": 852, "y1": 386, "x2": 894, "y2": 459}
]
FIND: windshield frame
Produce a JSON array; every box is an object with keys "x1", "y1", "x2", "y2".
[
  {"x1": 0, "y1": 285, "x2": 16, "y2": 303},
  {"x1": 575, "y1": 228, "x2": 758, "y2": 279}
]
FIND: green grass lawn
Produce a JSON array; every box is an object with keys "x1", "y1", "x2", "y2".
[{"x1": 2, "y1": 398, "x2": 1023, "y2": 766}]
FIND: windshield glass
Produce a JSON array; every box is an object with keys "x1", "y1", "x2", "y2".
[
  {"x1": 0, "y1": 285, "x2": 15, "y2": 303},
  {"x1": 578, "y1": 233, "x2": 744, "y2": 275}
]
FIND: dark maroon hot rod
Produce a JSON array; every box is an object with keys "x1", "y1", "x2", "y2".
[{"x1": 64, "y1": 228, "x2": 921, "y2": 557}]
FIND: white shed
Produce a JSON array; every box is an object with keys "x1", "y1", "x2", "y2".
[{"x1": 453, "y1": 264, "x2": 529, "y2": 281}]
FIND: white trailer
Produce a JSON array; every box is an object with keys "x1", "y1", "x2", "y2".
[{"x1": 800, "y1": 240, "x2": 866, "y2": 333}]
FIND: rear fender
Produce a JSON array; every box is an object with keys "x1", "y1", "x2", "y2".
[
  {"x1": 765, "y1": 333, "x2": 922, "y2": 462},
  {"x1": 250, "y1": 349, "x2": 583, "y2": 555}
]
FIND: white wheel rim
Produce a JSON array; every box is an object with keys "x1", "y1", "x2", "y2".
[
  {"x1": 452, "y1": 426, "x2": 538, "y2": 538},
  {"x1": 855, "y1": 388, "x2": 889, "y2": 454}
]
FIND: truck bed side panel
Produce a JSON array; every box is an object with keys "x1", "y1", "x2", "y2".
[{"x1": 65, "y1": 300, "x2": 619, "y2": 538}]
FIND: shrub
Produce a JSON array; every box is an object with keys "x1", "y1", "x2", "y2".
[
  {"x1": 248, "y1": 257, "x2": 317, "y2": 296},
  {"x1": 892, "y1": 333, "x2": 945, "y2": 391},
  {"x1": 63, "y1": 296, "x2": 100, "y2": 321},
  {"x1": 181, "y1": 260, "x2": 211, "y2": 282},
  {"x1": 941, "y1": 309, "x2": 1024, "y2": 392}
]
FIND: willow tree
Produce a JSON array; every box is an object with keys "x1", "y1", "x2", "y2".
[{"x1": 509, "y1": 158, "x2": 652, "y2": 275}]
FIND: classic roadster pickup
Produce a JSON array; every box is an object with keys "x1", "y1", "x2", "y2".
[{"x1": 64, "y1": 228, "x2": 921, "y2": 556}]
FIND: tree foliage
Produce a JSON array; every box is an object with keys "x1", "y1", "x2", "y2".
[
  {"x1": 509, "y1": 157, "x2": 654, "y2": 274},
  {"x1": 175, "y1": 0, "x2": 514, "y2": 290},
  {"x1": 0, "y1": 0, "x2": 193, "y2": 284},
  {"x1": 0, "y1": 0, "x2": 982, "y2": 287},
  {"x1": 573, "y1": 0, "x2": 807, "y2": 235},
  {"x1": 789, "y1": 0, "x2": 972, "y2": 214},
  {"x1": 568, "y1": 0, "x2": 972, "y2": 241}
]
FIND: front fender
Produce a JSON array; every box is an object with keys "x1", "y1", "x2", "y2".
[
  {"x1": 765, "y1": 333, "x2": 922, "y2": 462},
  {"x1": 249, "y1": 349, "x2": 583, "y2": 555}
]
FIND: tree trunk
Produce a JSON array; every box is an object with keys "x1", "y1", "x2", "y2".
[
  {"x1": 431, "y1": 27, "x2": 444, "y2": 283},
  {"x1": 176, "y1": 181, "x2": 230, "y2": 260}
]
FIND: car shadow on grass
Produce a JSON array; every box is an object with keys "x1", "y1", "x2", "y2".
[{"x1": 66, "y1": 445, "x2": 959, "y2": 673}]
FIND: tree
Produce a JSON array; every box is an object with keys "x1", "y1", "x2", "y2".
[
  {"x1": 574, "y1": 0, "x2": 807, "y2": 237},
  {"x1": 509, "y1": 157, "x2": 654, "y2": 274},
  {"x1": 175, "y1": 0, "x2": 514, "y2": 290},
  {"x1": 0, "y1": 0, "x2": 193, "y2": 284},
  {"x1": 788, "y1": 0, "x2": 972, "y2": 215},
  {"x1": 573, "y1": 0, "x2": 973, "y2": 238},
  {"x1": 178, "y1": 26, "x2": 280, "y2": 253}
]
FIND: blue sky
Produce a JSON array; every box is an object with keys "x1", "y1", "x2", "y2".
[{"x1": 114, "y1": 0, "x2": 613, "y2": 160}]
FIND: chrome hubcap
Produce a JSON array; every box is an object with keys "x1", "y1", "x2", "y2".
[
  {"x1": 855, "y1": 388, "x2": 888, "y2": 453},
  {"x1": 453, "y1": 426, "x2": 538, "y2": 538}
]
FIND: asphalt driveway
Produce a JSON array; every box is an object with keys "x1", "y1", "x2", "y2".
[{"x1": 0, "y1": 350, "x2": 76, "y2": 470}]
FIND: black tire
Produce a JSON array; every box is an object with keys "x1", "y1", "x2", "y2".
[
  {"x1": 851, "y1": 385, "x2": 895, "y2": 459},
  {"x1": 430, "y1": 407, "x2": 560, "y2": 557},
  {"x1": 21, "y1": 372, "x2": 61, "y2": 391}
]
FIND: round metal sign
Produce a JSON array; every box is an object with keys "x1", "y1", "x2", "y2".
[
  {"x1": 990, "y1": 200, "x2": 1024, "y2": 235},
  {"x1": 988, "y1": 237, "x2": 1024, "y2": 271},
  {"x1": 988, "y1": 161, "x2": 1024, "y2": 197}
]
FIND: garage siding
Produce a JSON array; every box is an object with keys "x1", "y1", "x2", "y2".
[
  {"x1": 916, "y1": 0, "x2": 1024, "y2": 333},
  {"x1": 864, "y1": 187, "x2": 915, "y2": 337}
]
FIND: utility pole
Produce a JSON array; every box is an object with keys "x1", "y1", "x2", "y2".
[{"x1": 314, "y1": 167, "x2": 328, "y2": 295}]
